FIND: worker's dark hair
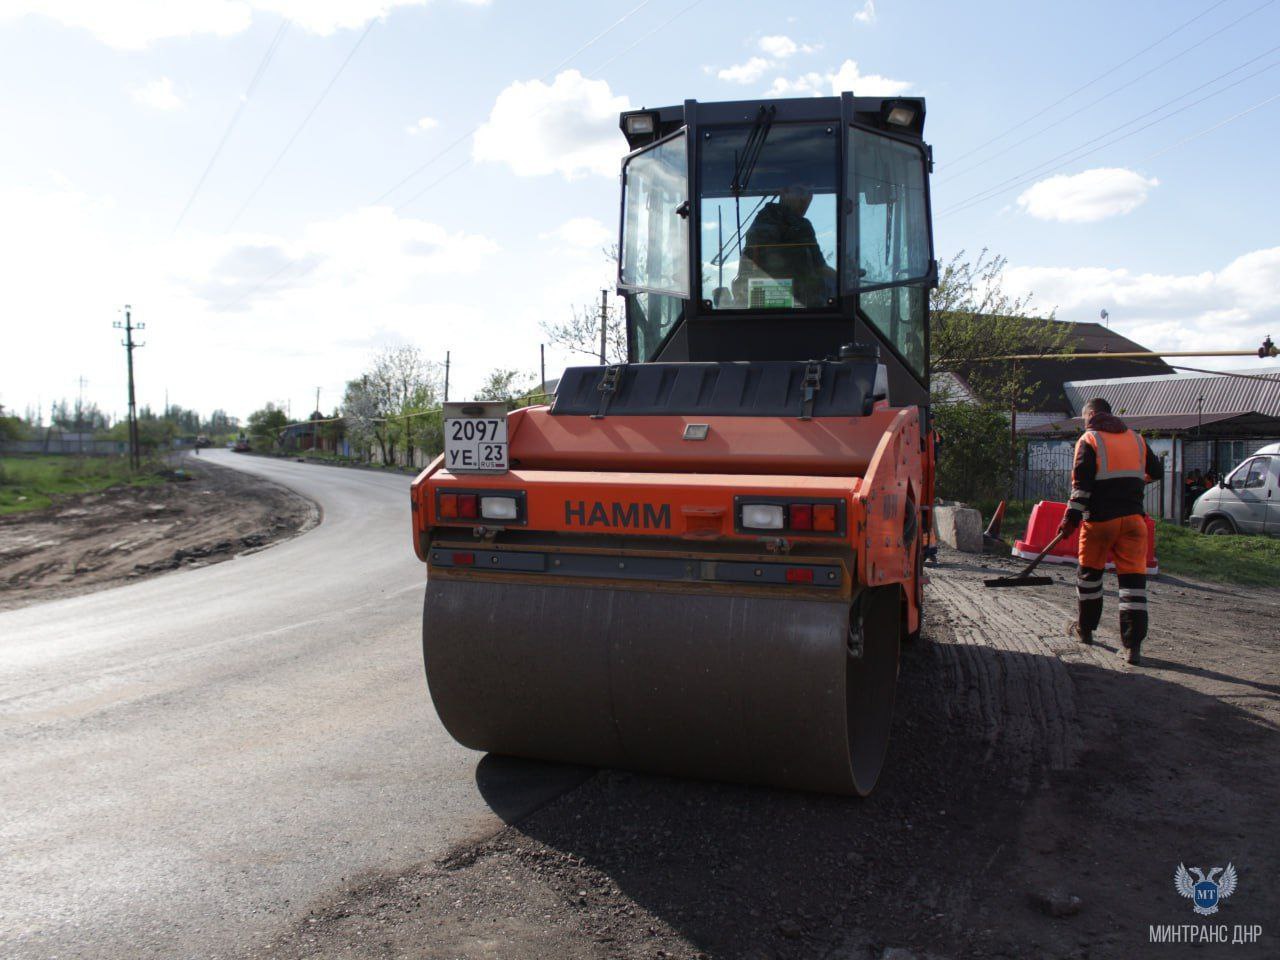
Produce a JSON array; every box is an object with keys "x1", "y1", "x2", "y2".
[{"x1": 1083, "y1": 396, "x2": 1111, "y2": 415}]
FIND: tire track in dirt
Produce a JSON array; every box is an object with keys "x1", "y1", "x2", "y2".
[{"x1": 926, "y1": 564, "x2": 1123, "y2": 775}]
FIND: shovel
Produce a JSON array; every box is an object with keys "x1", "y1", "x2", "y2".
[{"x1": 984, "y1": 529, "x2": 1068, "y2": 588}]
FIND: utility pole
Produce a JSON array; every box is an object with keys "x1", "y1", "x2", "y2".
[
  {"x1": 599, "y1": 289, "x2": 609, "y2": 364},
  {"x1": 540, "y1": 344, "x2": 546, "y2": 396},
  {"x1": 314, "y1": 386, "x2": 321, "y2": 451},
  {"x1": 113, "y1": 306, "x2": 145, "y2": 470},
  {"x1": 76, "y1": 375, "x2": 88, "y2": 455},
  {"x1": 444, "y1": 351, "x2": 451, "y2": 402}
]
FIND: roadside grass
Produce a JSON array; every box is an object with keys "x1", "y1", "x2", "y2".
[
  {"x1": 0, "y1": 456, "x2": 164, "y2": 515},
  {"x1": 1152, "y1": 520, "x2": 1280, "y2": 587}
]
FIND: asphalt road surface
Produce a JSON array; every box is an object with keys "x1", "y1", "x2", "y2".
[{"x1": 0, "y1": 451, "x2": 584, "y2": 959}]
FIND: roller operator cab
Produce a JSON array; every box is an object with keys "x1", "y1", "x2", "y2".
[{"x1": 411, "y1": 94, "x2": 936, "y2": 796}]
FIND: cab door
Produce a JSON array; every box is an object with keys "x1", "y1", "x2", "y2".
[{"x1": 1222, "y1": 457, "x2": 1270, "y2": 534}]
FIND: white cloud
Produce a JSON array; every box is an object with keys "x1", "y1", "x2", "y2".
[
  {"x1": 131, "y1": 77, "x2": 183, "y2": 111},
  {"x1": 473, "y1": 70, "x2": 630, "y2": 180},
  {"x1": 767, "y1": 72, "x2": 827, "y2": 97},
  {"x1": 405, "y1": 115, "x2": 439, "y2": 135},
  {"x1": 829, "y1": 59, "x2": 911, "y2": 95},
  {"x1": 0, "y1": 0, "x2": 487, "y2": 48},
  {"x1": 1016, "y1": 168, "x2": 1159, "y2": 223},
  {"x1": 854, "y1": 1, "x2": 876, "y2": 24},
  {"x1": 1001, "y1": 247, "x2": 1280, "y2": 359},
  {"x1": 758, "y1": 35, "x2": 797, "y2": 58},
  {"x1": 718, "y1": 57, "x2": 772, "y2": 84},
  {"x1": 539, "y1": 217, "x2": 613, "y2": 250},
  {"x1": 768, "y1": 59, "x2": 911, "y2": 98}
]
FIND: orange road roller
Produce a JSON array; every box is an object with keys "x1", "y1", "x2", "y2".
[{"x1": 411, "y1": 92, "x2": 936, "y2": 795}]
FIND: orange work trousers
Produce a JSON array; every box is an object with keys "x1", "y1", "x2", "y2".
[{"x1": 1078, "y1": 515, "x2": 1148, "y2": 575}]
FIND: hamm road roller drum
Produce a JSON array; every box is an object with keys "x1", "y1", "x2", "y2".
[{"x1": 424, "y1": 578, "x2": 901, "y2": 795}]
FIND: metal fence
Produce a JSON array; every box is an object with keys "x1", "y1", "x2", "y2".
[
  {"x1": 1016, "y1": 441, "x2": 1169, "y2": 519},
  {"x1": 0, "y1": 439, "x2": 128, "y2": 456}
]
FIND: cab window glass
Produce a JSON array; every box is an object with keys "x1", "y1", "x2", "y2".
[
  {"x1": 847, "y1": 128, "x2": 930, "y2": 289},
  {"x1": 859, "y1": 283, "x2": 927, "y2": 377},
  {"x1": 698, "y1": 122, "x2": 838, "y2": 310},
  {"x1": 620, "y1": 133, "x2": 689, "y2": 297},
  {"x1": 628, "y1": 291, "x2": 685, "y2": 361}
]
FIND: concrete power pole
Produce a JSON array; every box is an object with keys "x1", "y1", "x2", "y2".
[
  {"x1": 444, "y1": 351, "x2": 451, "y2": 402},
  {"x1": 113, "y1": 306, "x2": 145, "y2": 470},
  {"x1": 599, "y1": 289, "x2": 608, "y2": 365}
]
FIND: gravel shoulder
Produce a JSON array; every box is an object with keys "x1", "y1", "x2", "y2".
[
  {"x1": 248, "y1": 548, "x2": 1279, "y2": 960},
  {"x1": 0, "y1": 455, "x2": 317, "y2": 610}
]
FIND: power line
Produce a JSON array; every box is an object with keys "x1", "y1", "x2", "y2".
[
  {"x1": 222, "y1": 0, "x2": 706, "y2": 312},
  {"x1": 227, "y1": 19, "x2": 376, "y2": 229},
  {"x1": 373, "y1": 0, "x2": 658, "y2": 206},
  {"x1": 394, "y1": 0, "x2": 709, "y2": 214},
  {"x1": 173, "y1": 18, "x2": 291, "y2": 232},
  {"x1": 938, "y1": 56, "x2": 1280, "y2": 218},
  {"x1": 944, "y1": 0, "x2": 1235, "y2": 170},
  {"x1": 939, "y1": 0, "x2": 1277, "y2": 184}
]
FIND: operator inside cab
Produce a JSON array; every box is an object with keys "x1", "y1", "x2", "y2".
[{"x1": 733, "y1": 184, "x2": 837, "y2": 309}]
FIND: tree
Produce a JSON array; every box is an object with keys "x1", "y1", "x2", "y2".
[
  {"x1": 541, "y1": 297, "x2": 627, "y2": 365},
  {"x1": 475, "y1": 369, "x2": 536, "y2": 405},
  {"x1": 246, "y1": 403, "x2": 289, "y2": 450},
  {"x1": 929, "y1": 248, "x2": 1070, "y2": 409},
  {"x1": 342, "y1": 378, "x2": 383, "y2": 462},
  {"x1": 0, "y1": 415, "x2": 26, "y2": 441},
  {"x1": 540, "y1": 246, "x2": 627, "y2": 365},
  {"x1": 932, "y1": 401, "x2": 1015, "y2": 504}
]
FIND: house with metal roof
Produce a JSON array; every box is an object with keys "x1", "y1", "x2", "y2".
[{"x1": 1019, "y1": 367, "x2": 1280, "y2": 520}]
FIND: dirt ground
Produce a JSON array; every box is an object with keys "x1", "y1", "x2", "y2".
[
  {"x1": 246, "y1": 547, "x2": 1279, "y2": 960},
  {"x1": 0, "y1": 456, "x2": 316, "y2": 610}
]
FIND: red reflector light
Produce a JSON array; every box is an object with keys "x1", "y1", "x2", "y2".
[
  {"x1": 785, "y1": 567, "x2": 814, "y2": 583},
  {"x1": 439, "y1": 493, "x2": 458, "y2": 518},
  {"x1": 789, "y1": 503, "x2": 813, "y2": 530},
  {"x1": 813, "y1": 504, "x2": 837, "y2": 532},
  {"x1": 457, "y1": 494, "x2": 478, "y2": 519},
  {"x1": 451, "y1": 552, "x2": 475, "y2": 566}
]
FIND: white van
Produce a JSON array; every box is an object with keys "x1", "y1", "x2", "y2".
[{"x1": 1189, "y1": 442, "x2": 1280, "y2": 536}]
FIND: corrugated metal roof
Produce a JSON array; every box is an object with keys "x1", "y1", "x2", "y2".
[
  {"x1": 1021, "y1": 411, "x2": 1280, "y2": 436},
  {"x1": 948, "y1": 320, "x2": 1173, "y2": 413},
  {"x1": 1064, "y1": 370, "x2": 1280, "y2": 417}
]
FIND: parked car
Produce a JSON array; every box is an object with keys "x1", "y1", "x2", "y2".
[
  {"x1": 1189, "y1": 443, "x2": 1280, "y2": 536},
  {"x1": 232, "y1": 436, "x2": 251, "y2": 453}
]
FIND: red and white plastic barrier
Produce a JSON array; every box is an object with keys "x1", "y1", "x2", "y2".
[{"x1": 1012, "y1": 500, "x2": 1158, "y2": 575}]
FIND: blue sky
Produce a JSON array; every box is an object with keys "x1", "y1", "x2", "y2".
[{"x1": 2, "y1": 0, "x2": 1277, "y2": 423}]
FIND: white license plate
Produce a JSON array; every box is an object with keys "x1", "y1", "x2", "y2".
[{"x1": 444, "y1": 403, "x2": 508, "y2": 473}]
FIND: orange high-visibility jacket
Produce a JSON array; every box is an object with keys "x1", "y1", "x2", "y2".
[{"x1": 1068, "y1": 413, "x2": 1164, "y2": 522}]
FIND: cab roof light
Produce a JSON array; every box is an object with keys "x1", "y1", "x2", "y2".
[
  {"x1": 886, "y1": 106, "x2": 915, "y2": 127},
  {"x1": 624, "y1": 112, "x2": 656, "y2": 135}
]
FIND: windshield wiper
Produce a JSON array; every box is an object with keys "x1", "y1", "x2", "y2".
[{"x1": 730, "y1": 105, "x2": 776, "y2": 197}]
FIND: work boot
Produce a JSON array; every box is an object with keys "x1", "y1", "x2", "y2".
[
  {"x1": 1066, "y1": 620, "x2": 1092, "y2": 646},
  {"x1": 1120, "y1": 642, "x2": 1141, "y2": 666}
]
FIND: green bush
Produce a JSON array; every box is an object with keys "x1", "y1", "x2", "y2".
[{"x1": 934, "y1": 402, "x2": 1013, "y2": 504}]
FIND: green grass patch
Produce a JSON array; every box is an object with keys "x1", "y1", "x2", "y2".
[
  {"x1": 1150, "y1": 520, "x2": 1280, "y2": 587},
  {"x1": 0, "y1": 456, "x2": 164, "y2": 515}
]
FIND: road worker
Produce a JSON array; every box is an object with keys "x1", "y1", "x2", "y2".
[{"x1": 1060, "y1": 397, "x2": 1164, "y2": 665}]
